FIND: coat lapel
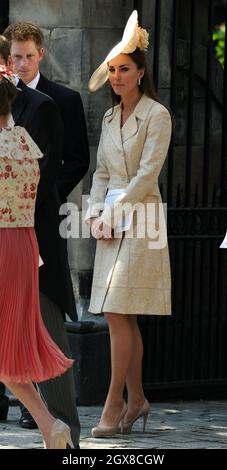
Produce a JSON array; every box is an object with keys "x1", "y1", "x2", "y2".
[
  {"x1": 122, "y1": 95, "x2": 156, "y2": 142},
  {"x1": 105, "y1": 95, "x2": 155, "y2": 148},
  {"x1": 121, "y1": 114, "x2": 138, "y2": 143},
  {"x1": 36, "y1": 73, "x2": 48, "y2": 93},
  {"x1": 12, "y1": 80, "x2": 27, "y2": 124},
  {"x1": 104, "y1": 95, "x2": 155, "y2": 150},
  {"x1": 105, "y1": 105, "x2": 123, "y2": 152}
]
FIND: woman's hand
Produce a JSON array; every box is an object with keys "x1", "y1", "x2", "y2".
[
  {"x1": 90, "y1": 217, "x2": 113, "y2": 240},
  {"x1": 90, "y1": 218, "x2": 102, "y2": 239},
  {"x1": 101, "y1": 221, "x2": 113, "y2": 240}
]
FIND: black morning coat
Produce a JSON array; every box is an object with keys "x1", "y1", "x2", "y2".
[
  {"x1": 12, "y1": 81, "x2": 77, "y2": 320},
  {"x1": 36, "y1": 73, "x2": 90, "y2": 203}
]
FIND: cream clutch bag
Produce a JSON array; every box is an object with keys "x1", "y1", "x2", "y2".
[{"x1": 104, "y1": 188, "x2": 133, "y2": 234}]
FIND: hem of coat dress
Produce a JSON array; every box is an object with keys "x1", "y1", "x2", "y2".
[
  {"x1": 90, "y1": 310, "x2": 172, "y2": 315},
  {"x1": 88, "y1": 306, "x2": 171, "y2": 315},
  {"x1": 88, "y1": 286, "x2": 171, "y2": 315}
]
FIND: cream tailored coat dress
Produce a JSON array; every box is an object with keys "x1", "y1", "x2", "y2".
[{"x1": 85, "y1": 94, "x2": 172, "y2": 315}]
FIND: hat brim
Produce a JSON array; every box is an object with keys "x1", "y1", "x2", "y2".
[{"x1": 88, "y1": 10, "x2": 138, "y2": 92}]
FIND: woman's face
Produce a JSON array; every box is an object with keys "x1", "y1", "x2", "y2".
[{"x1": 108, "y1": 54, "x2": 144, "y2": 96}]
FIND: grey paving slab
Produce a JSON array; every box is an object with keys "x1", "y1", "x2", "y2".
[{"x1": 0, "y1": 401, "x2": 227, "y2": 449}]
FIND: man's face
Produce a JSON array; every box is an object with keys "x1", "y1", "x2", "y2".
[{"x1": 9, "y1": 39, "x2": 44, "y2": 84}]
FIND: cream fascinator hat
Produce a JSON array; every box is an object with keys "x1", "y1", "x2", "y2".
[{"x1": 88, "y1": 10, "x2": 149, "y2": 92}]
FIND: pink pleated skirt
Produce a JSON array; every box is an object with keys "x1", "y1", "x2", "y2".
[{"x1": 0, "y1": 227, "x2": 74, "y2": 384}]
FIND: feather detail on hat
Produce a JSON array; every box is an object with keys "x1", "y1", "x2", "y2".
[
  {"x1": 137, "y1": 26, "x2": 149, "y2": 51},
  {"x1": 123, "y1": 26, "x2": 149, "y2": 54}
]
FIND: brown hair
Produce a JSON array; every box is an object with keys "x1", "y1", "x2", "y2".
[
  {"x1": 0, "y1": 76, "x2": 17, "y2": 115},
  {"x1": 3, "y1": 22, "x2": 44, "y2": 49},
  {"x1": 0, "y1": 35, "x2": 10, "y2": 64}
]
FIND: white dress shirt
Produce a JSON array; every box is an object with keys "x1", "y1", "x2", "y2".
[{"x1": 27, "y1": 71, "x2": 40, "y2": 90}]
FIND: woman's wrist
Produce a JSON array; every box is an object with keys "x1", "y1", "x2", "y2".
[{"x1": 86, "y1": 217, "x2": 97, "y2": 227}]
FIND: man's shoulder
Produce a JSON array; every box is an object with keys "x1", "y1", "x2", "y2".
[
  {"x1": 25, "y1": 84, "x2": 54, "y2": 104},
  {"x1": 19, "y1": 84, "x2": 61, "y2": 122},
  {"x1": 38, "y1": 74, "x2": 81, "y2": 101}
]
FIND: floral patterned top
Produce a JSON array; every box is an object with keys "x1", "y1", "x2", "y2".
[{"x1": 0, "y1": 126, "x2": 43, "y2": 227}]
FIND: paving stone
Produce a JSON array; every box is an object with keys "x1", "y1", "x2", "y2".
[{"x1": 1, "y1": 400, "x2": 227, "y2": 449}]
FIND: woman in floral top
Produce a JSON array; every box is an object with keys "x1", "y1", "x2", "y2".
[{"x1": 0, "y1": 67, "x2": 74, "y2": 448}]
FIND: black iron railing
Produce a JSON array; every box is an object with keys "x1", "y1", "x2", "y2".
[{"x1": 134, "y1": 0, "x2": 227, "y2": 397}]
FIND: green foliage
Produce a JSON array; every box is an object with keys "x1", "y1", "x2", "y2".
[{"x1": 213, "y1": 23, "x2": 225, "y2": 67}]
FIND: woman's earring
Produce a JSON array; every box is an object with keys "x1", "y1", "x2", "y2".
[{"x1": 138, "y1": 78, "x2": 141, "y2": 85}]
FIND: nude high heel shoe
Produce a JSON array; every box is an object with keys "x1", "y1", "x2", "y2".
[
  {"x1": 91, "y1": 401, "x2": 127, "y2": 438},
  {"x1": 122, "y1": 399, "x2": 151, "y2": 434},
  {"x1": 48, "y1": 419, "x2": 74, "y2": 449}
]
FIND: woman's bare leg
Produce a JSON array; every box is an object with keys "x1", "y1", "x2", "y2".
[
  {"x1": 3, "y1": 381, "x2": 55, "y2": 447},
  {"x1": 124, "y1": 316, "x2": 146, "y2": 423},
  {"x1": 99, "y1": 312, "x2": 133, "y2": 426}
]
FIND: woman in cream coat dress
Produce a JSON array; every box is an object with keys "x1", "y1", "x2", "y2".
[{"x1": 85, "y1": 11, "x2": 172, "y2": 438}]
